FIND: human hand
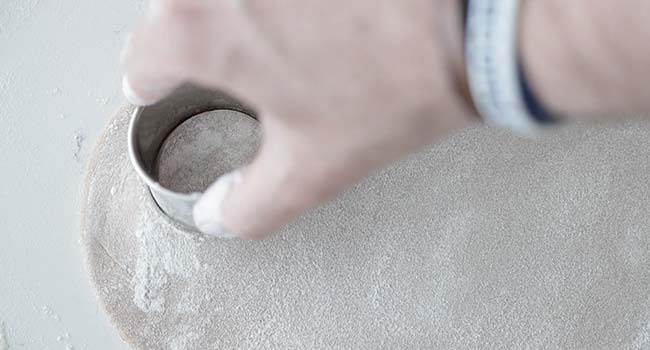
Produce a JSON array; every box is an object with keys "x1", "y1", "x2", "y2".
[{"x1": 122, "y1": 0, "x2": 475, "y2": 239}]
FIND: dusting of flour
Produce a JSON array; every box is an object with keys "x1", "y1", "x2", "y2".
[
  {"x1": 131, "y1": 208, "x2": 203, "y2": 313},
  {"x1": 83, "y1": 107, "x2": 263, "y2": 349},
  {"x1": 0, "y1": 321, "x2": 8, "y2": 350},
  {"x1": 130, "y1": 110, "x2": 259, "y2": 315}
]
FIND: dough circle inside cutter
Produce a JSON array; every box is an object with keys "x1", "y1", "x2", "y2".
[{"x1": 82, "y1": 106, "x2": 650, "y2": 349}]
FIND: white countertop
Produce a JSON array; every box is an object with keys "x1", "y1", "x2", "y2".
[{"x1": 1, "y1": 1, "x2": 146, "y2": 348}]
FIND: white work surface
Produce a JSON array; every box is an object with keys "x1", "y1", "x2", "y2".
[{"x1": 1, "y1": 0, "x2": 144, "y2": 348}]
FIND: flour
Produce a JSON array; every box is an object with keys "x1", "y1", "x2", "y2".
[
  {"x1": 80, "y1": 107, "x2": 263, "y2": 349},
  {"x1": 129, "y1": 109, "x2": 259, "y2": 317},
  {"x1": 131, "y1": 208, "x2": 202, "y2": 313},
  {"x1": 40, "y1": 305, "x2": 61, "y2": 321},
  {"x1": 0, "y1": 0, "x2": 42, "y2": 36},
  {"x1": 127, "y1": 111, "x2": 250, "y2": 348},
  {"x1": 41, "y1": 305, "x2": 53, "y2": 316},
  {"x1": 0, "y1": 321, "x2": 8, "y2": 350},
  {"x1": 73, "y1": 130, "x2": 85, "y2": 163},
  {"x1": 129, "y1": 184, "x2": 213, "y2": 349}
]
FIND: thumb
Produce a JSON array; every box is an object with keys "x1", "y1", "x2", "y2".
[{"x1": 192, "y1": 130, "x2": 332, "y2": 240}]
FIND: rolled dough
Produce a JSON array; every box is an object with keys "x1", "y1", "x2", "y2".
[
  {"x1": 82, "y1": 105, "x2": 650, "y2": 349},
  {"x1": 156, "y1": 110, "x2": 261, "y2": 194}
]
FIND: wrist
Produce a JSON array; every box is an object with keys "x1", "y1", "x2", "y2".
[
  {"x1": 521, "y1": 0, "x2": 650, "y2": 121},
  {"x1": 435, "y1": 0, "x2": 479, "y2": 122},
  {"x1": 520, "y1": 1, "x2": 588, "y2": 121}
]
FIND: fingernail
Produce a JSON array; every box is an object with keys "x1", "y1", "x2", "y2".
[
  {"x1": 122, "y1": 75, "x2": 149, "y2": 106},
  {"x1": 193, "y1": 170, "x2": 243, "y2": 238}
]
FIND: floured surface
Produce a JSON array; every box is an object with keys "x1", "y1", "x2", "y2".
[{"x1": 83, "y1": 105, "x2": 650, "y2": 349}]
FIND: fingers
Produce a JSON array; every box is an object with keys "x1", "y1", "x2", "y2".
[
  {"x1": 121, "y1": 0, "x2": 296, "y2": 107},
  {"x1": 122, "y1": 74, "x2": 181, "y2": 106},
  {"x1": 121, "y1": 0, "x2": 231, "y2": 105},
  {"x1": 121, "y1": 0, "x2": 206, "y2": 104},
  {"x1": 192, "y1": 170, "x2": 243, "y2": 239},
  {"x1": 193, "y1": 121, "x2": 343, "y2": 240},
  {"x1": 192, "y1": 128, "x2": 301, "y2": 240},
  {"x1": 124, "y1": 0, "x2": 323, "y2": 239}
]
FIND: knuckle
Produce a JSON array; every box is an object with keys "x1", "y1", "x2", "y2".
[
  {"x1": 180, "y1": 39, "x2": 210, "y2": 67},
  {"x1": 158, "y1": 0, "x2": 206, "y2": 18}
]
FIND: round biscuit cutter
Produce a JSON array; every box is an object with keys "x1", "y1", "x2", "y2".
[{"x1": 128, "y1": 84, "x2": 256, "y2": 231}]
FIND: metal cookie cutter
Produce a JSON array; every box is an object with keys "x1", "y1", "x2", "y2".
[{"x1": 128, "y1": 84, "x2": 256, "y2": 231}]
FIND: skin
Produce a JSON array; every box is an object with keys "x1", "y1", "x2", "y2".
[
  {"x1": 122, "y1": 0, "x2": 650, "y2": 239},
  {"x1": 521, "y1": 0, "x2": 650, "y2": 120}
]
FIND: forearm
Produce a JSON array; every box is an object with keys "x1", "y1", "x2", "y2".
[{"x1": 521, "y1": 0, "x2": 650, "y2": 122}]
